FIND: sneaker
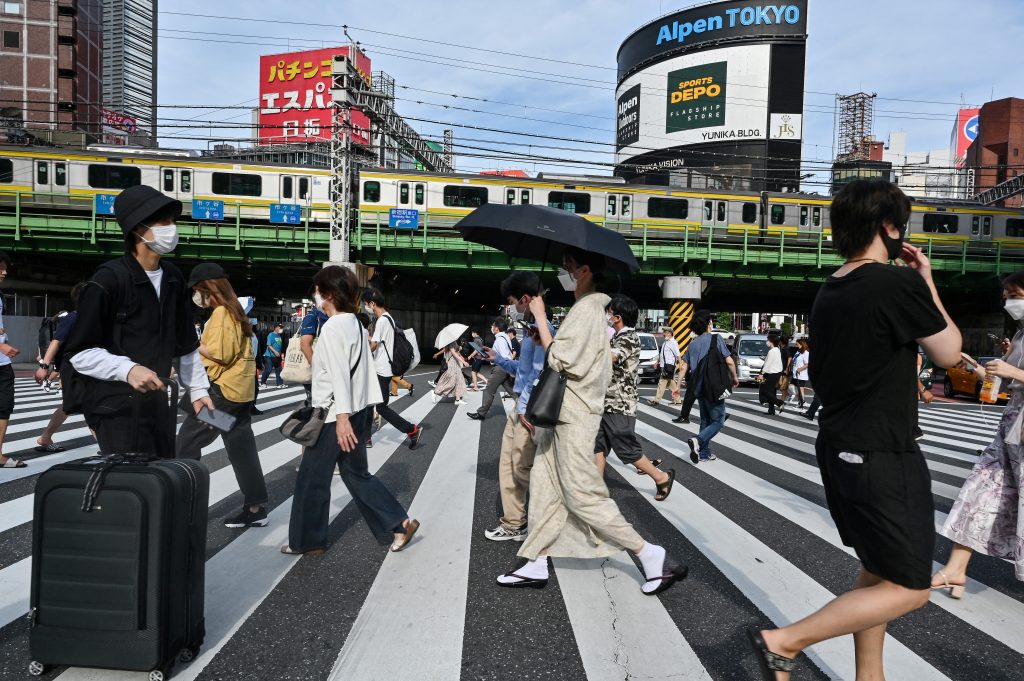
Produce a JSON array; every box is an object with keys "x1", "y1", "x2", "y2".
[
  {"x1": 407, "y1": 424, "x2": 423, "y2": 450},
  {"x1": 778, "y1": 403, "x2": 786, "y2": 414},
  {"x1": 367, "y1": 436, "x2": 374, "y2": 448},
  {"x1": 802, "y1": 411, "x2": 815, "y2": 421},
  {"x1": 374, "y1": 413, "x2": 383, "y2": 432},
  {"x1": 454, "y1": 398, "x2": 467, "y2": 405},
  {"x1": 224, "y1": 507, "x2": 268, "y2": 528},
  {"x1": 278, "y1": 384, "x2": 288, "y2": 390},
  {"x1": 686, "y1": 438, "x2": 699, "y2": 464},
  {"x1": 699, "y1": 453, "x2": 718, "y2": 462},
  {"x1": 430, "y1": 392, "x2": 439, "y2": 404},
  {"x1": 427, "y1": 380, "x2": 436, "y2": 388},
  {"x1": 485, "y1": 525, "x2": 528, "y2": 542}
]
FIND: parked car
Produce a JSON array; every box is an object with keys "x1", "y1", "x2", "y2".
[
  {"x1": 733, "y1": 333, "x2": 770, "y2": 385},
  {"x1": 711, "y1": 328, "x2": 736, "y2": 345},
  {"x1": 636, "y1": 332, "x2": 660, "y2": 383},
  {"x1": 943, "y1": 356, "x2": 1009, "y2": 401}
]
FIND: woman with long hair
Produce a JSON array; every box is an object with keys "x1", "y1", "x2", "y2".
[
  {"x1": 431, "y1": 342, "x2": 470, "y2": 404},
  {"x1": 283, "y1": 266, "x2": 420, "y2": 556},
  {"x1": 497, "y1": 246, "x2": 686, "y2": 596},
  {"x1": 934, "y1": 271, "x2": 1024, "y2": 595},
  {"x1": 177, "y1": 263, "x2": 269, "y2": 528},
  {"x1": 758, "y1": 336, "x2": 786, "y2": 415}
]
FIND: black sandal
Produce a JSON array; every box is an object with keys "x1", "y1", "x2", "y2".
[
  {"x1": 654, "y1": 468, "x2": 676, "y2": 501},
  {"x1": 496, "y1": 571, "x2": 548, "y2": 589},
  {"x1": 635, "y1": 458, "x2": 663, "y2": 475},
  {"x1": 747, "y1": 629, "x2": 796, "y2": 680},
  {"x1": 642, "y1": 565, "x2": 688, "y2": 596}
]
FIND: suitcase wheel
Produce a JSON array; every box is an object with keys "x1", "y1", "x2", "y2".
[
  {"x1": 149, "y1": 668, "x2": 168, "y2": 681},
  {"x1": 28, "y1": 660, "x2": 47, "y2": 676},
  {"x1": 179, "y1": 645, "x2": 200, "y2": 663}
]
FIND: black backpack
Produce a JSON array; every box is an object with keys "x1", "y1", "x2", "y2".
[
  {"x1": 381, "y1": 314, "x2": 415, "y2": 377},
  {"x1": 697, "y1": 334, "x2": 733, "y2": 402},
  {"x1": 37, "y1": 316, "x2": 57, "y2": 351}
]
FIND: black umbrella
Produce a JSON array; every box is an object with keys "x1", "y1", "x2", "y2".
[{"x1": 454, "y1": 204, "x2": 640, "y2": 274}]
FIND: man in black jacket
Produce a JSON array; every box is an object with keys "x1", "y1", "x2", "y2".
[{"x1": 63, "y1": 185, "x2": 213, "y2": 458}]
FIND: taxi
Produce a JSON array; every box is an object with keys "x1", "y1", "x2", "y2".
[{"x1": 943, "y1": 357, "x2": 1010, "y2": 401}]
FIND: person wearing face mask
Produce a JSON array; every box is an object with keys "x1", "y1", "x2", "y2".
[
  {"x1": 63, "y1": 185, "x2": 214, "y2": 459},
  {"x1": 749, "y1": 179, "x2": 962, "y2": 681},
  {"x1": 176, "y1": 263, "x2": 268, "y2": 528},
  {"x1": 467, "y1": 318, "x2": 515, "y2": 421},
  {"x1": 934, "y1": 271, "x2": 1024, "y2": 596},
  {"x1": 498, "y1": 246, "x2": 687, "y2": 597}
]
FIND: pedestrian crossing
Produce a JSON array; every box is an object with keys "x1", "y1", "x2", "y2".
[{"x1": 0, "y1": 375, "x2": 1020, "y2": 680}]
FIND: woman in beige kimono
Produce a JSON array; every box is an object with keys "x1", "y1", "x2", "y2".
[{"x1": 496, "y1": 247, "x2": 687, "y2": 595}]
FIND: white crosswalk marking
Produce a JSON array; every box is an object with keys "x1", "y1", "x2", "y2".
[{"x1": 0, "y1": 376, "x2": 1019, "y2": 681}]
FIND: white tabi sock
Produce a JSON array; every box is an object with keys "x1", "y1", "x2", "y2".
[
  {"x1": 637, "y1": 543, "x2": 667, "y2": 593},
  {"x1": 497, "y1": 556, "x2": 549, "y2": 584}
]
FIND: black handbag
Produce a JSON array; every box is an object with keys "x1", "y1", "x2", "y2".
[{"x1": 525, "y1": 365, "x2": 567, "y2": 428}]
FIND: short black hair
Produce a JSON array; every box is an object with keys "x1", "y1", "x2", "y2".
[
  {"x1": 363, "y1": 287, "x2": 386, "y2": 309},
  {"x1": 314, "y1": 265, "x2": 360, "y2": 313},
  {"x1": 355, "y1": 312, "x2": 371, "y2": 329},
  {"x1": 562, "y1": 246, "x2": 607, "y2": 275},
  {"x1": 500, "y1": 271, "x2": 542, "y2": 300},
  {"x1": 1003, "y1": 271, "x2": 1024, "y2": 293},
  {"x1": 507, "y1": 328, "x2": 517, "y2": 337},
  {"x1": 690, "y1": 309, "x2": 713, "y2": 334},
  {"x1": 0, "y1": 251, "x2": 11, "y2": 268},
  {"x1": 491, "y1": 317, "x2": 505, "y2": 330},
  {"x1": 829, "y1": 179, "x2": 911, "y2": 259},
  {"x1": 606, "y1": 294, "x2": 639, "y2": 327},
  {"x1": 70, "y1": 282, "x2": 87, "y2": 306}
]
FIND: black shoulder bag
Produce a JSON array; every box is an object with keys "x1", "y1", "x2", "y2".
[{"x1": 525, "y1": 357, "x2": 567, "y2": 428}]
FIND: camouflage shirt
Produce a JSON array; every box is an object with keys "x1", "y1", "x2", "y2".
[{"x1": 605, "y1": 328, "x2": 641, "y2": 415}]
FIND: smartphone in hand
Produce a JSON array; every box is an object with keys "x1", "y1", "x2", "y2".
[{"x1": 197, "y1": 405, "x2": 237, "y2": 433}]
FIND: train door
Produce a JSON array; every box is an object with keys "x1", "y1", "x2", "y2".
[
  {"x1": 702, "y1": 199, "x2": 727, "y2": 237},
  {"x1": 160, "y1": 167, "x2": 178, "y2": 198},
  {"x1": 280, "y1": 174, "x2": 312, "y2": 205},
  {"x1": 605, "y1": 193, "x2": 633, "y2": 232},
  {"x1": 505, "y1": 187, "x2": 532, "y2": 205},
  {"x1": 33, "y1": 159, "x2": 69, "y2": 206}
]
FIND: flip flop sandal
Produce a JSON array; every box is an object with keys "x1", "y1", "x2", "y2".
[
  {"x1": 642, "y1": 565, "x2": 689, "y2": 596},
  {"x1": 496, "y1": 571, "x2": 548, "y2": 589},
  {"x1": 2, "y1": 458, "x2": 27, "y2": 468},
  {"x1": 635, "y1": 458, "x2": 663, "y2": 475},
  {"x1": 34, "y1": 443, "x2": 66, "y2": 453},
  {"x1": 280, "y1": 545, "x2": 325, "y2": 556},
  {"x1": 747, "y1": 629, "x2": 797, "y2": 680},
  {"x1": 390, "y1": 519, "x2": 420, "y2": 552},
  {"x1": 655, "y1": 469, "x2": 676, "y2": 501}
]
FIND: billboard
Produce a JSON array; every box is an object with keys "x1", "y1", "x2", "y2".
[
  {"x1": 950, "y1": 107, "x2": 980, "y2": 167},
  {"x1": 615, "y1": 44, "x2": 772, "y2": 161},
  {"x1": 101, "y1": 108, "x2": 137, "y2": 145},
  {"x1": 258, "y1": 46, "x2": 371, "y2": 145}
]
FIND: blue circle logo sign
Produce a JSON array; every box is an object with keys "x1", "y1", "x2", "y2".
[{"x1": 964, "y1": 115, "x2": 979, "y2": 143}]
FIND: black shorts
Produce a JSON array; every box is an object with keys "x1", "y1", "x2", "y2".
[
  {"x1": 792, "y1": 378, "x2": 806, "y2": 387},
  {"x1": 594, "y1": 413, "x2": 643, "y2": 464},
  {"x1": 816, "y1": 439, "x2": 935, "y2": 589},
  {"x1": 0, "y1": 364, "x2": 12, "y2": 419}
]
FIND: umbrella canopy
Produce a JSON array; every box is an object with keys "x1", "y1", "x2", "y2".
[
  {"x1": 454, "y1": 204, "x2": 640, "y2": 274},
  {"x1": 435, "y1": 322, "x2": 469, "y2": 349}
]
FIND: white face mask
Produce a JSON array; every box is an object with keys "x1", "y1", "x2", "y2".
[
  {"x1": 314, "y1": 292, "x2": 325, "y2": 310},
  {"x1": 557, "y1": 269, "x2": 577, "y2": 292},
  {"x1": 191, "y1": 291, "x2": 207, "y2": 308},
  {"x1": 1005, "y1": 299, "x2": 1024, "y2": 321},
  {"x1": 139, "y1": 223, "x2": 178, "y2": 255}
]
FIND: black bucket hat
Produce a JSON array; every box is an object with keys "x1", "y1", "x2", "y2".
[
  {"x1": 187, "y1": 262, "x2": 228, "y2": 288},
  {"x1": 114, "y1": 185, "x2": 182, "y2": 238}
]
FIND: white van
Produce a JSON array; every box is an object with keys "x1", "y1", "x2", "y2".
[
  {"x1": 636, "y1": 332, "x2": 660, "y2": 383},
  {"x1": 733, "y1": 333, "x2": 771, "y2": 384}
]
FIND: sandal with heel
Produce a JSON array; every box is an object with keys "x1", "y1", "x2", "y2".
[
  {"x1": 747, "y1": 629, "x2": 797, "y2": 680},
  {"x1": 931, "y1": 570, "x2": 966, "y2": 599}
]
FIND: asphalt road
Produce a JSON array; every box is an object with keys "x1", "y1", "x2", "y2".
[{"x1": 0, "y1": 369, "x2": 1018, "y2": 681}]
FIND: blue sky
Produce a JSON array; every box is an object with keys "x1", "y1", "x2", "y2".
[{"x1": 157, "y1": 0, "x2": 1024, "y2": 191}]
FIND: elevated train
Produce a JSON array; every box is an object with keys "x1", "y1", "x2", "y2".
[{"x1": 2, "y1": 146, "x2": 1022, "y2": 250}]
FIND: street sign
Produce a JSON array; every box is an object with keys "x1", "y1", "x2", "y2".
[
  {"x1": 964, "y1": 115, "x2": 979, "y2": 143},
  {"x1": 192, "y1": 199, "x2": 224, "y2": 221},
  {"x1": 389, "y1": 208, "x2": 419, "y2": 229},
  {"x1": 270, "y1": 203, "x2": 302, "y2": 224},
  {"x1": 95, "y1": 194, "x2": 117, "y2": 215}
]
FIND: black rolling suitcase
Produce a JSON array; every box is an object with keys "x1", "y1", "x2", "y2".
[{"x1": 28, "y1": 382, "x2": 209, "y2": 681}]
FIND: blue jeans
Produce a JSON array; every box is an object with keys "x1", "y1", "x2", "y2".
[
  {"x1": 696, "y1": 398, "x2": 727, "y2": 459},
  {"x1": 288, "y1": 408, "x2": 408, "y2": 551},
  {"x1": 261, "y1": 355, "x2": 282, "y2": 385}
]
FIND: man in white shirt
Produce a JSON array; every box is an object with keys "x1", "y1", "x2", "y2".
[
  {"x1": 63, "y1": 185, "x2": 212, "y2": 458},
  {"x1": 364, "y1": 288, "x2": 422, "y2": 449},
  {"x1": 0, "y1": 252, "x2": 23, "y2": 468},
  {"x1": 650, "y1": 326, "x2": 682, "y2": 406},
  {"x1": 468, "y1": 318, "x2": 515, "y2": 421}
]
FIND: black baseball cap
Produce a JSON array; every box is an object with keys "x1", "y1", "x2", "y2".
[
  {"x1": 114, "y1": 185, "x2": 182, "y2": 238},
  {"x1": 187, "y1": 262, "x2": 228, "y2": 288}
]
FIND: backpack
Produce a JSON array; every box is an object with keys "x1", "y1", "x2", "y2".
[
  {"x1": 381, "y1": 314, "x2": 418, "y2": 376},
  {"x1": 697, "y1": 334, "x2": 733, "y2": 402},
  {"x1": 62, "y1": 260, "x2": 137, "y2": 415},
  {"x1": 37, "y1": 316, "x2": 57, "y2": 351}
]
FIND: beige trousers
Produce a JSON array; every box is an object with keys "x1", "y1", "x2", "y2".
[
  {"x1": 498, "y1": 409, "x2": 536, "y2": 530},
  {"x1": 654, "y1": 376, "x2": 681, "y2": 404}
]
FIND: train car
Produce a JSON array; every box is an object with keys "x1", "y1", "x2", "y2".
[{"x1": 0, "y1": 146, "x2": 333, "y2": 224}]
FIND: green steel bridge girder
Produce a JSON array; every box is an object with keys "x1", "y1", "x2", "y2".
[{"x1": 0, "y1": 211, "x2": 1018, "y2": 284}]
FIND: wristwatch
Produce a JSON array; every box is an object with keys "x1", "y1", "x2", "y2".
[{"x1": 38, "y1": 361, "x2": 50, "y2": 369}]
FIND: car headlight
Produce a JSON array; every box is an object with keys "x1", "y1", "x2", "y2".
[
  {"x1": 739, "y1": 358, "x2": 749, "y2": 366},
  {"x1": 919, "y1": 370, "x2": 932, "y2": 379}
]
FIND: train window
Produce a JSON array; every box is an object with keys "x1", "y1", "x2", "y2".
[
  {"x1": 621, "y1": 196, "x2": 631, "y2": 218},
  {"x1": 54, "y1": 163, "x2": 66, "y2": 187},
  {"x1": 443, "y1": 185, "x2": 488, "y2": 208},
  {"x1": 181, "y1": 170, "x2": 191, "y2": 193},
  {"x1": 414, "y1": 184, "x2": 424, "y2": 205},
  {"x1": 163, "y1": 169, "x2": 174, "y2": 193},
  {"x1": 922, "y1": 214, "x2": 959, "y2": 234},
  {"x1": 520, "y1": 189, "x2": 530, "y2": 205},
  {"x1": 703, "y1": 201, "x2": 713, "y2": 222},
  {"x1": 607, "y1": 195, "x2": 616, "y2": 216},
  {"x1": 506, "y1": 189, "x2": 515, "y2": 205},
  {"x1": 300, "y1": 178, "x2": 310, "y2": 201},
  {"x1": 983, "y1": 216, "x2": 992, "y2": 237},
  {"x1": 971, "y1": 216, "x2": 980, "y2": 236},
  {"x1": 282, "y1": 176, "x2": 293, "y2": 199},
  {"x1": 812, "y1": 207, "x2": 821, "y2": 227},
  {"x1": 36, "y1": 161, "x2": 47, "y2": 185},
  {"x1": 741, "y1": 203, "x2": 757, "y2": 224},
  {"x1": 799, "y1": 206, "x2": 808, "y2": 227},
  {"x1": 548, "y1": 191, "x2": 591, "y2": 214},
  {"x1": 1007, "y1": 219, "x2": 1024, "y2": 238},
  {"x1": 88, "y1": 164, "x2": 141, "y2": 189},
  {"x1": 212, "y1": 172, "x2": 262, "y2": 197},
  {"x1": 648, "y1": 198, "x2": 689, "y2": 220},
  {"x1": 363, "y1": 181, "x2": 380, "y2": 202},
  {"x1": 717, "y1": 201, "x2": 726, "y2": 222},
  {"x1": 770, "y1": 205, "x2": 786, "y2": 225},
  {"x1": 399, "y1": 183, "x2": 409, "y2": 204},
  {"x1": 0, "y1": 158, "x2": 11, "y2": 183}
]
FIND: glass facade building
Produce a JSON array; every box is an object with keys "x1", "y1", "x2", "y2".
[{"x1": 102, "y1": 0, "x2": 156, "y2": 139}]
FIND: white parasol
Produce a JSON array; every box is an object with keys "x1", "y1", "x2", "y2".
[{"x1": 435, "y1": 323, "x2": 469, "y2": 348}]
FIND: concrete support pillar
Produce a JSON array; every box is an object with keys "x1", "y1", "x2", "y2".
[{"x1": 662, "y1": 276, "x2": 702, "y2": 357}]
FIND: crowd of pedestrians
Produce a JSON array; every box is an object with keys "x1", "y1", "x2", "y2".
[{"x1": 2, "y1": 179, "x2": 1022, "y2": 681}]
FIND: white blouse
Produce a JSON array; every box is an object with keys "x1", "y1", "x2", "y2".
[
  {"x1": 762, "y1": 347, "x2": 784, "y2": 374},
  {"x1": 311, "y1": 313, "x2": 383, "y2": 419}
]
